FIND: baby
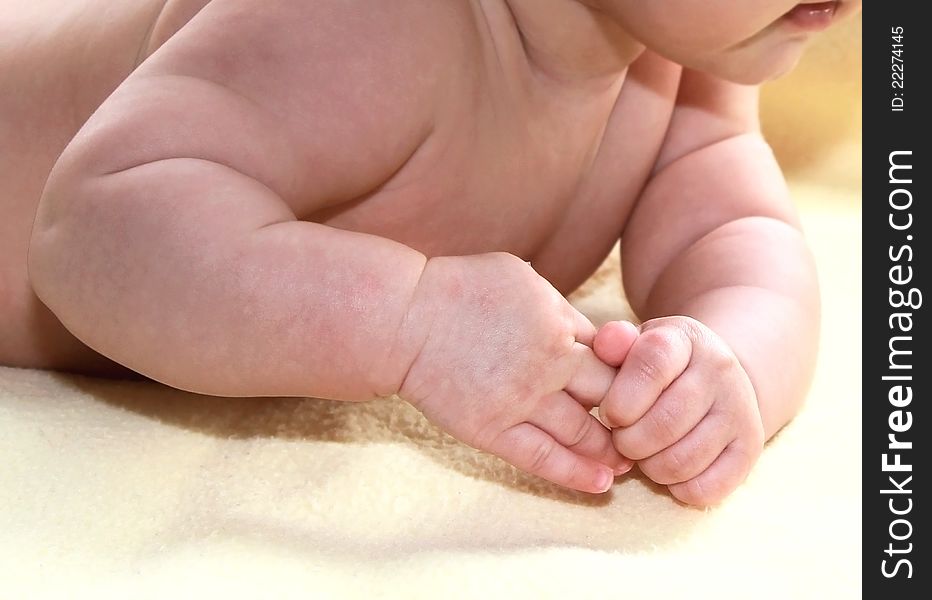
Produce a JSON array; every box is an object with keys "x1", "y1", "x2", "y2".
[{"x1": 10, "y1": 0, "x2": 859, "y2": 505}]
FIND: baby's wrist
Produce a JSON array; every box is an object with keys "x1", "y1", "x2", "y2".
[{"x1": 392, "y1": 255, "x2": 450, "y2": 404}]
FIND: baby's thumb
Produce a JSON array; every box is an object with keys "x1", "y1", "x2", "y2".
[{"x1": 593, "y1": 320, "x2": 639, "y2": 368}]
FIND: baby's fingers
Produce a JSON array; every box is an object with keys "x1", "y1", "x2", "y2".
[
  {"x1": 599, "y1": 326, "x2": 692, "y2": 428},
  {"x1": 593, "y1": 320, "x2": 639, "y2": 367},
  {"x1": 564, "y1": 343, "x2": 617, "y2": 409},
  {"x1": 530, "y1": 390, "x2": 632, "y2": 474},
  {"x1": 488, "y1": 422, "x2": 616, "y2": 494},
  {"x1": 669, "y1": 435, "x2": 763, "y2": 506},
  {"x1": 612, "y1": 368, "x2": 713, "y2": 460},
  {"x1": 637, "y1": 413, "x2": 733, "y2": 486}
]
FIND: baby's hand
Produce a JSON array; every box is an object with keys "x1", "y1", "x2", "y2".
[
  {"x1": 594, "y1": 317, "x2": 765, "y2": 506},
  {"x1": 399, "y1": 253, "x2": 631, "y2": 494}
]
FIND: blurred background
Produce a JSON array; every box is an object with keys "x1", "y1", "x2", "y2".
[{"x1": 760, "y1": 13, "x2": 861, "y2": 196}]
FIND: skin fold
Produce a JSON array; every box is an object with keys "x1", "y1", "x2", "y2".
[{"x1": 21, "y1": 0, "x2": 860, "y2": 504}]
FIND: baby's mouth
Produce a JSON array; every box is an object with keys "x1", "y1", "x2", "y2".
[{"x1": 782, "y1": 1, "x2": 839, "y2": 32}]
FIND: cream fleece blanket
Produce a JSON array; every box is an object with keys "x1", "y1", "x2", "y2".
[
  {"x1": 0, "y1": 181, "x2": 860, "y2": 599},
  {"x1": 1, "y1": 19, "x2": 861, "y2": 599}
]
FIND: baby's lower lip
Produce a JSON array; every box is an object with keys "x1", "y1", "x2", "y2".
[{"x1": 782, "y1": 1, "x2": 838, "y2": 32}]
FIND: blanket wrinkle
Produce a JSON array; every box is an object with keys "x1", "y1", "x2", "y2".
[
  {"x1": 1, "y1": 17, "x2": 861, "y2": 596},
  {"x1": 2, "y1": 184, "x2": 859, "y2": 598}
]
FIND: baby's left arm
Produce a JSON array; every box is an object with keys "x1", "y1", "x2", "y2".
[{"x1": 603, "y1": 69, "x2": 820, "y2": 505}]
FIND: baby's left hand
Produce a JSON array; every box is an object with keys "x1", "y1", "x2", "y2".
[{"x1": 594, "y1": 316, "x2": 765, "y2": 506}]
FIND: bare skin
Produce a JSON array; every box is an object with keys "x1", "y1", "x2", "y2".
[
  {"x1": 0, "y1": 0, "x2": 169, "y2": 376},
  {"x1": 8, "y1": 0, "x2": 858, "y2": 503}
]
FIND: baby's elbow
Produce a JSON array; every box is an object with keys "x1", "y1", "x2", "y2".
[
  {"x1": 28, "y1": 182, "x2": 66, "y2": 308},
  {"x1": 27, "y1": 211, "x2": 74, "y2": 321},
  {"x1": 27, "y1": 162, "x2": 100, "y2": 315}
]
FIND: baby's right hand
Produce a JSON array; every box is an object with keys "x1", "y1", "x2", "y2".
[{"x1": 398, "y1": 253, "x2": 631, "y2": 493}]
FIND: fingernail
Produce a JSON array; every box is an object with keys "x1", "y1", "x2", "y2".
[
  {"x1": 598, "y1": 407, "x2": 615, "y2": 429},
  {"x1": 613, "y1": 462, "x2": 633, "y2": 476},
  {"x1": 596, "y1": 469, "x2": 614, "y2": 493}
]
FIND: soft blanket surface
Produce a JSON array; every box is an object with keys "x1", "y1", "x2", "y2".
[
  {"x1": 1, "y1": 182, "x2": 859, "y2": 599},
  {"x1": 2, "y1": 18, "x2": 862, "y2": 597}
]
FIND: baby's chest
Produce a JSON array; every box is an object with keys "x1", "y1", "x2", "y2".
[{"x1": 312, "y1": 55, "x2": 680, "y2": 291}]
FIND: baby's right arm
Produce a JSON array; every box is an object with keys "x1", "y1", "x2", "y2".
[
  {"x1": 29, "y1": 0, "x2": 440, "y2": 401},
  {"x1": 28, "y1": 0, "x2": 627, "y2": 492}
]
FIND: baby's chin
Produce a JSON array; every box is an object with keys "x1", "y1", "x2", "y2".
[{"x1": 700, "y1": 36, "x2": 811, "y2": 85}]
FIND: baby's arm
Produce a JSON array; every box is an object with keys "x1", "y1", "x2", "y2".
[
  {"x1": 28, "y1": 0, "x2": 626, "y2": 492},
  {"x1": 604, "y1": 70, "x2": 820, "y2": 504},
  {"x1": 28, "y1": 0, "x2": 439, "y2": 400},
  {"x1": 32, "y1": 153, "x2": 427, "y2": 401}
]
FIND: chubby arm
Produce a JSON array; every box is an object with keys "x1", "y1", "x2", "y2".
[
  {"x1": 27, "y1": 0, "x2": 628, "y2": 492},
  {"x1": 31, "y1": 156, "x2": 428, "y2": 400},
  {"x1": 28, "y1": 0, "x2": 441, "y2": 399},
  {"x1": 621, "y1": 70, "x2": 820, "y2": 440}
]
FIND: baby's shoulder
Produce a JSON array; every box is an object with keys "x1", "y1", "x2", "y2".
[
  {"x1": 144, "y1": 0, "x2": 474, "y2": 88},
  {"x1": 106, "y1": 0, "x2": 483, "y2": 217}
]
